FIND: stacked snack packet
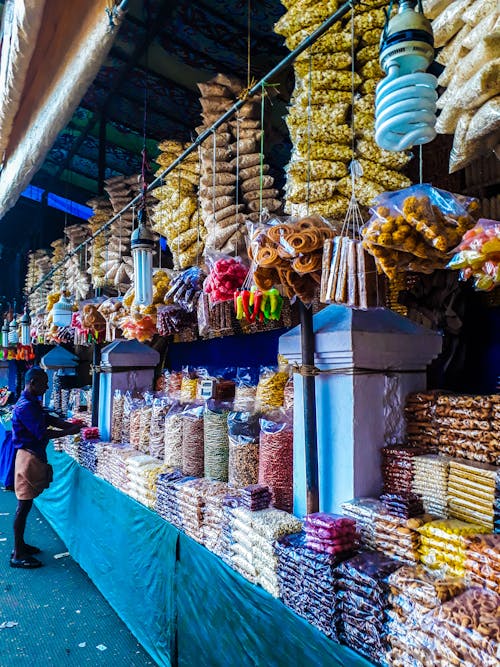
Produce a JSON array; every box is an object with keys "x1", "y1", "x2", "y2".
[
  {"x1": 385, "y1": 563, "x2": 465, "y2": 667},
  {"x1": 412, "y1": 454, "x2": 450, "y2": 517},
  {"x1": 335, "y1": 551, "x2": 400, "y2": 663}
]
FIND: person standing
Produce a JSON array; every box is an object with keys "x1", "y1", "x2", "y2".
[{"x1": 10, "y1": 367, "x2": 80, "y2": 569}]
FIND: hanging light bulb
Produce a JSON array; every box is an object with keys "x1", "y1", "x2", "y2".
[
  {"x1": 8, "y1": 316, "x2": 19, "y2": 346},
  {"x1": 52, "y1": 293, "x2": 74, "y2": 327},
  {"x1": 131, "y1": 208, "x2": 155, "y2": 307},
  {"x1": 1, "y1": 319, "x2": 9, "y2": 348},
  {"x1": 20, "y1": 307, "x2": 31, "y2": 346},
  {"x1": 375, "y1": 0, "x2": 437, "y2": 152}
]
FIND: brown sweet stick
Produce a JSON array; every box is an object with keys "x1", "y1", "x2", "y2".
[
  {"x1": 320, "y1": 239, "x2": 334, "y2": 302},
  {"x1": 335, "y1": 238, "x2": 349, "y2": 303},
  {"x1": 325, "y1": 236, "x2": 342, "y2": 302}
]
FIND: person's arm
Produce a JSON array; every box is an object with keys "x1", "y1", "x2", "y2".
[
  {"x1": 46, "y1": 417, "x2": 81, "y2": 438},
  {"x1": 46, "y1": 413, "x2": 72, "y2": 429}
]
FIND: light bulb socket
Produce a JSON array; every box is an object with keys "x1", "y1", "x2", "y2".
[
  {"x1": 20, "y1": 309, "x2": 31, "y2": 326},
  {"x1": 131, "y1": 223, "x2": 155, "y2": 251}
]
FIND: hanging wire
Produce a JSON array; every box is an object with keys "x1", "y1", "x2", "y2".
[
  {"x1": 234, "y1": 113, "x2": 241, "y2": 256},
  {"x1": 117, "y1": 213, "x2": 123, "y2": 296},
  {"x1": 259, "y1": 82, "x2": 266, "y2": 221},
  {"x1": 212, "y1": 129, "x2": 217, "y2": 222},
  {"x1": 306, "y1": 49, "x2": 313, "y2": 216},
  {"x1": 247, "y1": 0, "x2": 252, "y2": 90},
  {"x1": 196, "y1": 144, "x2": 202, "y2": 267},
  {"x1": 177, "y1": 169, "x2": 182, "y2": 267},
  {"x1": 340, "y1": 0, "x2": 364, "y2": 241},
  {"x1": 419, "y1": 144, "x2": 424, "y2": 184}
]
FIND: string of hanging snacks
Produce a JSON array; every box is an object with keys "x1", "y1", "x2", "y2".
[
  {"x1": 320, "y1": 2, "x2": 385, "y2": 310},
  {"x1": 28, "y1": 0, "x2": 356, "y2": 297}
]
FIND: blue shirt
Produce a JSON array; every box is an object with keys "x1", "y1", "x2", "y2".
[{"x1": 12, "y1": 390, "x2": 50, "y2": 463}]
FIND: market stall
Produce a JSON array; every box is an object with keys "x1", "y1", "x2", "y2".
[{"x1": 2, "y1": 0, "x2": 499, "y2": 665}]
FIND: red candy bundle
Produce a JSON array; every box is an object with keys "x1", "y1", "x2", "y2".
[
  {"x1": 304, "y1": 512, "x2": 357, "y2": 555},
  {"x1": 203, "y1": 255, "x2": 248, "y2": 304},
  {"x1": 81, "y1": 426, "x2": 100, "y2": 441}
]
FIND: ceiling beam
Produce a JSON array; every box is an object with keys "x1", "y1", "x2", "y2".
[
  {"x1": 90, "y1": 78, "x2": 194, "y2": 129},
  {"x1": 123, "y1": 13, "x2": 245, "y2": 81},
  {"x1": 50, "y1": 0, "x2": 179, "y2": 185},
  {"x1": 67, "y1": 110, "x2": 160, "y2": 157}
]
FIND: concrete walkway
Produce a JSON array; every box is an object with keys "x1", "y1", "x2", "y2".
[{"x1": 0, "y1": 488, "x2": 155, "y2": 666}]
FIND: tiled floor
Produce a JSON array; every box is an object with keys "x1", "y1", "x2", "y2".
[{"x1": 0, "y1": 488, "x2": 155, "y2": 666}]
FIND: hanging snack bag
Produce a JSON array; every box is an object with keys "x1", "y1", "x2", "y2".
[
  {"x1": 203, "y1": 253, "x2": 248, "y2": 305},
  {"x1": 361, "y1": 184, "x2": 478, "y2": 278},
  {"x1": 447, "y1": 218, "x2": 500, "y2": 291}
]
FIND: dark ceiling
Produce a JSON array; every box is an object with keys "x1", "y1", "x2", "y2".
[{"x1": 30, "y1": 0, "x2": 291, "y2": 203}]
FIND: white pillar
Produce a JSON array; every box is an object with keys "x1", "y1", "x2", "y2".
[
  {"x1": 279, "y1": 306, "x2": 442, "y2": 517},
  {"x1": 98, "y1": 339, "x2": 160, "y2": 441}
]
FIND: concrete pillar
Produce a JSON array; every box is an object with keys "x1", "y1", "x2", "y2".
[
  {"x1": 98, "y1": 339, "x2": 159, "y2": 441},
  {"x1": 279, "y1": 306, "x2": 442, "y2": 516}
]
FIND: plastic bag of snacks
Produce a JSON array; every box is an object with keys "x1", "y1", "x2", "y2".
[
  {"x1": 137, "y1": 393, "x2": 154, "y2": 455},
  {"x1": 181, "y1": 403, "x2": 205, "y2": 477},
  {"x1": 129, "y1": 398, "x2": 146, "y2": 450},
  {"x1": 157, "y1": 305, "x2": 194, "y2": 336},
  {"x1": 233, "y1": 367, "x2": 259, "y2": 412},
  {"x1": 361, "y1": 184, "x2": 478, "y2": 278},
  {"x1": 447, "y1": 218, "x2": 500, "y2": 291},
  {"x1": 180, "y1": 366, "x2": 199, "y2": 404},
  {"x1": 387, "y1": 564, "x2": 465, "y2": 608},
  {"x1": 418, "y1": 519, "x2": 489, "y2": 545},
  {"x1": 164, "y1": 402, "x2": 184, "y2": 468},
  {"x1": 248, "y1": 215, "x2": 335, "y2": 303},
  {"x1": 259, "y1": 411, "x2": 293, "y2": 512},
  {"x1": 255, "y1": 364, "x2": 289, "y2": 411},
  {"x1": 150, "y1": 395, "x2": 171, "y2": 460},
  {"x1": 204, "y1": 400, "x2": 231, "y2": 481},
  {"x1": 165, "y1": 266, "x2": 205, "y2": 312},
  {"x1": 112, "y1": 389, "x2": 124, "y2": 443},
  {"x1": 283, "y1": 376, "x2": 294, "y2": 410},
  {"x1": 227, "y1": 411, "x2": 261, "y2": 487},
  {"x1": 420, "y1": 587, "x2": 500, "y2": 666},
  {"x1": 203, "y1": 253, "x2": 248, "y2": 304},
  {"x1": 464, "y1": 534, "x2": 500, "y2": 565},
  {"x1": 122, "y1": 392, "x2": 141, "y2": 445},
  {"x1": 168, "y1": 371, "x2": 183, "y2": 401}
]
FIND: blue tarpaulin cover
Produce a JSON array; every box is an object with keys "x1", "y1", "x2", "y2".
[{"x1": 37, "y1": 445, "x2": 373, "y2": 667}]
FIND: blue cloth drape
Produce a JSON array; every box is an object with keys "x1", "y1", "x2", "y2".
[{"x1": 36, "y1": 445, "x2": 373, "y2": 667}]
